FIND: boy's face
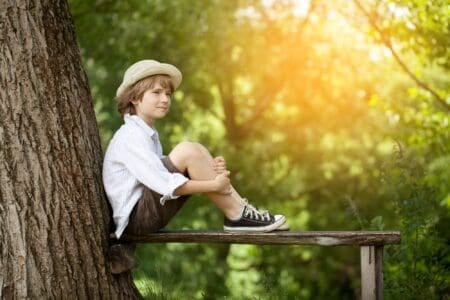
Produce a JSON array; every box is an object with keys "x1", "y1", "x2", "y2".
[{"x1": 131, "y1": 82, "x2": 172, "y2": 125}]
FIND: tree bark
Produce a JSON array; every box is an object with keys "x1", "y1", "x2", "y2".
[{"x1": 0, "y1": 0, "x2": 139, "y2": 298}]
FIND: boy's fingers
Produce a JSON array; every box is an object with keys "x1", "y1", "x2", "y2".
[{"x1": 213, "y1": 160, "x2": 225, "y2": 167}]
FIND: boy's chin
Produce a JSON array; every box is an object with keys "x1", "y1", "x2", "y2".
[{"x1": 154, "y1": 112, "x2": 168, "y2": 119}]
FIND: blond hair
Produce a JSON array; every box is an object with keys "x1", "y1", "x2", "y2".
[{"x1": 116, "y1": 74, "x2": 174, "y2": 116}]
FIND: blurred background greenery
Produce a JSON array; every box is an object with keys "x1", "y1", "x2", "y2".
[{"x1": 69, "y1": 0, "x2": 449, "y2": 298}]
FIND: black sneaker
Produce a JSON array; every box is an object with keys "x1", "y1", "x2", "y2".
[{"x1": 223, "y1": 203, "x2": 286, "y2": 232}]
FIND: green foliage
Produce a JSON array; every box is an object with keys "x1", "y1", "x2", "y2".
[
  {"x1": 381, "y1": 148, "x2": 449, "y2": 299},
  {"x1": 69, "y1": 0, "x2": 449, "y2": 298}
]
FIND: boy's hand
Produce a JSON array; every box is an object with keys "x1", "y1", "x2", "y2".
[
  {"x1": 214, "y1": 171, "x2": 232, "y2": 195},
  {"x1": 213, "y1": 156, "x2": 227, "y2": 174}
]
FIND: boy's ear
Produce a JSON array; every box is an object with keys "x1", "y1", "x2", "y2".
[{"x1": 130, "y1": 98, "x2": 139, "y2": 106}]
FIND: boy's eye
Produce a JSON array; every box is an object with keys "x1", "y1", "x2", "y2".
[{"x1": 152, "y1": 90, "x2": 170, "y2": 94}]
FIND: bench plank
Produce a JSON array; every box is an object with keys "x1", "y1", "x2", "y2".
[{"x1": 118, "y1": 230, "x2": 401, "y2": 246}]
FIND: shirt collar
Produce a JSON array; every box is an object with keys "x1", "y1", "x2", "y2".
[{"x1": 124, "y1": 114, "x2": 156, "y2": 138}]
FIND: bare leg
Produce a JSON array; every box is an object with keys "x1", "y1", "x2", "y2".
[{"x1": 168, "y1": 142, "x2": 245, "y2": 218}]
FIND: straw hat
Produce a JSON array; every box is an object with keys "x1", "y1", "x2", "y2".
[{"x1": 116, "y1": 60, "x2": 182, "y2": 97}]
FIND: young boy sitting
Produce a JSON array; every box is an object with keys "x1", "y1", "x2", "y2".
[{"x1": 103, "y1": 60, "x2": 288, "y2": 273}]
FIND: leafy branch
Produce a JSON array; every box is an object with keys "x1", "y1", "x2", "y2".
[{"x1": 352, "y1": 0, "x2": 450, "y2": 112}]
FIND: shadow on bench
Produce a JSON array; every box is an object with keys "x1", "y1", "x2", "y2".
[{"x1": 115, "y1": 230, "x2": 401, "y2": 300}]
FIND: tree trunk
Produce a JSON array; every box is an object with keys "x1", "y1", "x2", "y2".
[{"x1": 0, "y1": 0, "x2": 139, "y2": 298}]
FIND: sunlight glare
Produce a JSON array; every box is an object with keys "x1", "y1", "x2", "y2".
[
  {"x1": 261, "y1": 0, "x2": 310, "y2": 17},
  {"x1": 388, "y1": 3, "x2": 410, "y2": 18},
  {"x1": 292, "y1": 0, "x2": 310, "y2": 17}
]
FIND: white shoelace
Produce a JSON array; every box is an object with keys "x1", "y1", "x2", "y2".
[{"x1": 242, "y1": 199, "x2": 271, "y2": 221}]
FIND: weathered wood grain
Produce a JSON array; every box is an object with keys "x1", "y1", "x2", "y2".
[
  {"x1": 361, "y1": 246, "x2": 384, "y2": 300},
  {"x1": 117, "y1": 230, "x2": 401, "y2": 246}
]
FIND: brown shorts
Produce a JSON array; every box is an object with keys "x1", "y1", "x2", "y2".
[{"x1": 122, "y1": 156, "x2": 189, "y2": 236}]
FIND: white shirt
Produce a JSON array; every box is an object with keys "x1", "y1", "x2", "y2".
[{"x1": 103, "y1": 114, "x2": 189, "y2": 238}]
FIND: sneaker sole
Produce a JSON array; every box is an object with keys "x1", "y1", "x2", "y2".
[
  {"x1": 223, "y1": 216, "x2": 286, "y2": 233},
  {"x1": 275, "y1": 221, "x2": 289, "y2": 231}
]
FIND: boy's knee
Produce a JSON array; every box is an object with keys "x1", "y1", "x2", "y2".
[
  {"x1": 190, "y1": 142, "x2": 211, "y2": 156},
  {"x1": 175, "y1": 141, "x2": 203, "y2": 158}
]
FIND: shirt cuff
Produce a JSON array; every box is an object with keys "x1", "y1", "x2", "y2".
[{"x1": 159, "y1": 173, "x2": 189, "y2": 205}]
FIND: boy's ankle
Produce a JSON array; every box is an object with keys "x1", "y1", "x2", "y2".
[{"x1": 227, "y1": 205, "x2": 245, "y2": 221}]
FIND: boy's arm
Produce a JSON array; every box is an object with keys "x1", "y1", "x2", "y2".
[{"x1": 173, "y1": 172, "x2": 231, "y2": 196}]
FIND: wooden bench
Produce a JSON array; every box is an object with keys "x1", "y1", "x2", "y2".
[{"x1": 119, "y1": 230, "x2": 401, "y2": 300}]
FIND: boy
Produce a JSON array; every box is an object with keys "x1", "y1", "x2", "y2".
[{"x1": 103, "y1": 60, "x2": 288, "y2": 273}]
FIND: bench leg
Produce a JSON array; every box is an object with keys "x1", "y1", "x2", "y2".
[{"x1": 360, "y1": 245, "x2": 384, "y2": 300}]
